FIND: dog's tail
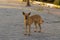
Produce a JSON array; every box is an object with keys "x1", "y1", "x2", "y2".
[{"x1": 40, "y1": 19, "x2": 44, "y2": 24}]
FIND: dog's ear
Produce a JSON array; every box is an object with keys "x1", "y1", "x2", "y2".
[
  {"x1": 22, "y1": 12, "x2": 25, "y2": 15},
  {"x1": 28, "y1": 12, "x2": 31, "y2": 15}
]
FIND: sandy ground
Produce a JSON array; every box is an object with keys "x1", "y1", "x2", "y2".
[{"x1": 0, "y1": 2, "x2": 60, "y2": 40}]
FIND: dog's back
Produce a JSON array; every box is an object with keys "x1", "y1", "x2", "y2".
[{"x1": 30, "y1": 14, "x2": 44, "y2": 24}]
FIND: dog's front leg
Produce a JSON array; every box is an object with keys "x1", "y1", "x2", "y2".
[
  {"x1": 24, "y1": 24, "x2": 27, "y2": 35},
  {"x1": 27, "y1": 25, "x2": 31, "y2": 36}
]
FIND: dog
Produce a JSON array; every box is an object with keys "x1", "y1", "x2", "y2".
[{"x1": 22, "y1": 12, "x2": 44, "y2": 36}]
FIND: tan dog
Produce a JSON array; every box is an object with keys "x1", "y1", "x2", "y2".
[{"x1": 22, "y1": 12, "x2": 44, "y2": 36}]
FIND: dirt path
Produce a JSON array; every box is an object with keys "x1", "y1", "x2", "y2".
[{"x1": 0, "y1": 2, "x2": 60, "y2": 40}]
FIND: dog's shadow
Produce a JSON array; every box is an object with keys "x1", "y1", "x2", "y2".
[{"x1": 27, "y1": 32, "x2": 52, "y2": 40}]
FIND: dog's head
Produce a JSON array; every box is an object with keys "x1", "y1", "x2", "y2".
[{"x1": 22, "y1": 12, "x2": 31, "y2": 19}]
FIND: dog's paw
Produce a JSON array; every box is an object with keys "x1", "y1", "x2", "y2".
[
  {"x1": 24, "y1": 33, "x2": 27, "y2": 35},
  {"x1": 34, "y1": 30, "x2": 37, "y2": 32}
]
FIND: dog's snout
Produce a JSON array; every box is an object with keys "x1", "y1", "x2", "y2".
[{"x1": 25, "y1": 16, "x2": 28, "y2": 19}]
